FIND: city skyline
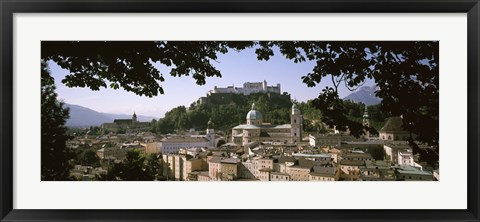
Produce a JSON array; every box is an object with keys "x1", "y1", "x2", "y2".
[
  {"x1": 49, "y1": 47, "x2": 375, "y2": 118},
  {"x1": 41, "y1": 41, "x2": 439, "y2": 182}
]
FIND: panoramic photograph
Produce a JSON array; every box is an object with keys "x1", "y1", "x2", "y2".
[{"x1": 40, "y1": 41, "x2": 439, "y2": 181}]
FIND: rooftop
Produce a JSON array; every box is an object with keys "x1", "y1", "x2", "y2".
[
  {"x1": 259, "y1": 168, "x2": 274, "y2": 172},
  {"x1": 341, "y1": 153, "x2": 373, "y2": 159},
  {"x1": 209, "y1": 157, "x2": 224, "y2": 163},
  {"x1": 292, "y1": 153, "x2": 331, "y2": 158},
  {"x1": 312, "y1": 166, "x2": 336, "y2": 175},
  {"x1": 340, "y1": 160, "x2": 365, "y2": 166},
  {"x1": 384, "y1": 144, "x2": 411, "y2": 149},
  {"x1": 161, "y1": 136, "x2": 208, "y2": 143},
  {"x1": 221, "y1": 158, "x2": 241, "y2": 164},
  {"x1": 297, "y1": 157, "x2": 315, "y2": 169},
  {"x1": 232, "y1": 124, "x2": 261, "y2": 130},
  {"x1": 380, "y1": 116, "x2": 408, "y2": 133},
  {"x1": 396, "y1": 164, "x2": 433, "y2": 176},
  {"x1": 278, "y1": 156, "x2": 296, "y2": 164},
  {"x1": 271, "y1": 172, "x2": 290, "y2": 176},
  {"x1": 309, "y1": 172, "x2": 336, "y2": 177}
]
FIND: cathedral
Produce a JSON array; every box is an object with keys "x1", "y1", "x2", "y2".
[{"x1": 231, "y1": 103, "x2": 303, "y2": 146}]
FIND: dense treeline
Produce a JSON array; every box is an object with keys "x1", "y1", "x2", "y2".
[
  {"x1": 153, "y1": 93, "x2": 294, "y2": 134},
  {"x1": 342, "y1": 100, "x2": 387, "y2": 132},
  {"x1": 41, "y1": 61, "x2": 75, "y2": 180},
  {"x1": 149, "y1": 92, "x2": 386, "y2": 135},
  {"x1": 97, "y1": 149, "x2": 162, "y2": 181}
]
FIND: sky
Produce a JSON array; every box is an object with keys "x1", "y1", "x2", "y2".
[{"x1": 50, "y1": 47, "x2": 374, "y2": 118}]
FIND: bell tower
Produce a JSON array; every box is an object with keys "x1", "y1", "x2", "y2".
[
  {"x1": 207, "y1": 118, "x2": 215, "y2": 148},
  {"x1": 363, "y1": 105, "x2": 370, "y2": 139},
  {"x1": 132, "y1": 112, "x2": 137, "y2": 122},
  {"x1": 363, "y1": 105, "x2": 370, "y2": 127},
  {"x1": 290, "y1": 104, "x2": 303, "y2": 143}
]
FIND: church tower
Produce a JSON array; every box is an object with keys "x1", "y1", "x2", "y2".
[
  {"x1": 290, "y1": 104, "x2": 303, "y2": 143},
  {"x1": 363, "y1": 105, "x2": 370, "y2": 139},
  {"x1": 132, "y1": 112, "x2": 137, "y2": 122},
  {"x1": 207, "y1": 118, "x2": 215, "y2": 148},
  {"x1": 363, "y1": 105, "x2": 370, "y2": 127}
]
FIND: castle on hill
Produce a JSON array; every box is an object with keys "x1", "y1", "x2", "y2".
[{"x1": 208, "y1": 80, "x2": 281, "y2": 96}]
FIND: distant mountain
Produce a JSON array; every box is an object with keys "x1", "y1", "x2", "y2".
[
  {"x1": 64, "y1": 104, "x2": 157, "y2": 127},
  {"x1": 343, "y1": 85, "x2": 381, "y2": 105}
]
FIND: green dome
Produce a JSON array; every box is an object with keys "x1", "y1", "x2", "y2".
[{"x1": 246, "y1": 103, "x2": 263, "y2": 120}]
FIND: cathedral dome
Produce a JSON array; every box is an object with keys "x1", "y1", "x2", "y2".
[{"x1": 246, "y1": 103, "x2": 263, "y2": 120}]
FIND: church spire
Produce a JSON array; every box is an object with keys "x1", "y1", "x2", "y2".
[
  {"x1": 132, "y1": 111, "x2": 137, "y2": 122},
  {"x1": 206, "y1": 118, "x2": 215, "y2": 148},
  {"x1": 207, "y1": 118, "x2": 214, "y2": 129},
  {"x1": 362, "y1": 105, "x2": 369, "y2": 127},
  {"x1": 363, "y1": 105, "x2": 369, "y2": 118}
]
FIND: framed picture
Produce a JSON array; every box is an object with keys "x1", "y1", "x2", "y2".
[{"x1": 1, "y1": 0, "x2": 479, "y2": 221}]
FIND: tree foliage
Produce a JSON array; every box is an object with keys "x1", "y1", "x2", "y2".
[
  {"x1": 41, "y1": 61, "x2": 75, "y2": 180},
  {"x1": 145, "y1": 153, "x2": 162, "y2": 181},
  {"x1": 217, "y1": 139, "x2": 226, "y2": 147},
  {"x1": 99, "y1": 149, "x2": 162, "y2": 181},
  {"x1": 76, "y1": 149, "x2": 100, "y2": 167},
  {"x1": 284, "y1": 41, "x2": 438, "y2": 165},
  {"x1": 42, "y1": 41, "x2": 254, "y2": 97},
  {"x1": 292, "y1": 41, "x2": 438, "y2": 146}
]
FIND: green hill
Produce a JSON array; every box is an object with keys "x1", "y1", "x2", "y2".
[
  {"x1": 154, "y1": 92, "x2": 295, "y2": 134},
  {"x1": 151, "y1": 92, "x2": 385, "y2": 137}
]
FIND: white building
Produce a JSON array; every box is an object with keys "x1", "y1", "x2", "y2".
[
  {"x1": 159, "y1": 120, "x2": 216, "y2": 154},
  {"x1": 159, "y1": 136, "x2": 209, "y2": 154},
  {"x1": 383, "y1": 144, "x2": 411, "y2": 164},
  {"x1": 397, "y1": 149, "x2": 414, "y2": 166}
]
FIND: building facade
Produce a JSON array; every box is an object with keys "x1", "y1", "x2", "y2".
[{"x1": 159, "y1": 136, "x2": 209, "y2": 155}]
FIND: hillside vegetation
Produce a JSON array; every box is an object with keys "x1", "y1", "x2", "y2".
[{"x1": 150, "y1": 92, "x2": 386, "y2": 136}]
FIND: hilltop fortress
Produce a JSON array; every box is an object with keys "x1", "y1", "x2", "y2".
[
  {"x1": 208, "y1": 80, "x2": 281, "y2": 96},
  {"x1": 197, "y1": 80, "x2": 289, "y2": 106}
]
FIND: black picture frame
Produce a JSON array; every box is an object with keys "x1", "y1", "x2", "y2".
[{"x1": 1, "y1": 0, "x2": 479, "y2": 221}]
